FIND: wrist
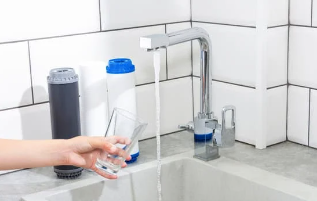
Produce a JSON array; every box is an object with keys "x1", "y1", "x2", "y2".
[{"x1": 49, "y1": 139, "x2": 72, "y2": 166}]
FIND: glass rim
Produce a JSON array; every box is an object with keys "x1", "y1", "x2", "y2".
[{"x1": 112, "y1": 107, "x2": 147, "y2": 126}]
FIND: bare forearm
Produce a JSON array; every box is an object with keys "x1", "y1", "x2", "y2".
[{"x1": 0, "y1": 139, "x2": 70, "y2": 170}]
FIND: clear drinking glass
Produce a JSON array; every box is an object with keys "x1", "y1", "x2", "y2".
[{"x1": 95, "y1": 107, "x2": 147, "y2": 175}]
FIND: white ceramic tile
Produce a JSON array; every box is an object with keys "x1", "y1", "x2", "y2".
[
  {"x1": 161, "y1": 78, "x2": 193, "y2": 135},
  {"x1": 0, "y1": 42, "x2": 32, "y2": 110},
  {"x1": 0, "y1": 103, "x2": 51, "y2": 140},
  {"x1": 290, "y1": 0, "x2": 312, "y2": 26},
  {"x1": 267, "y1": 27, "x2": 288, "y2": 88},
  {"x1": 0, "y1": 0, "x2": 99, "y2": 43},
  {"x1": 100, "y1": 0, "x2": 190, "y2": 30},
  {"x1": 30, "y1": 26, "x2": 166, "y2": 103},
  {"x1": 192, "y1": 0, "x2": 257, "y2": 26},
  {"x1": 310, "y1": 89, "x2": 317, "y2": 148},
  {"x1": 289, "y1": 26, "x2": 317, "y2": 88},
  {"x1": 192, "y1": 23, "x2": 256, "y2": 87},
  {"x1": 136, "y1": 84, "x2": 156, "y2": 140},
  {"x1": 166, "y1": 23, "x2": 192, "y2": 79},
  {"x1": 193, "y1": 78, "x2": 257, "y2": 145},
  {"x1": 137, "y1": 77, "x2": 193, "y2": 139},
  {"x1": 268, "y1": 0, "x2": 289, "y2": 27},
  {"x1": 288, "y1": 86, "x2": 309, "y2": 145},
  {"x1": 312, "y1": 0, "x2": 317, "y2": 26},
  {"x1": 267, "y1": 86, "x2": 287, "y2": 146}
]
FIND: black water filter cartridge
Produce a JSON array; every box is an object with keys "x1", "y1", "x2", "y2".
[{"x1": 47, "y1": 68, "x2": 83, "y2": 179}]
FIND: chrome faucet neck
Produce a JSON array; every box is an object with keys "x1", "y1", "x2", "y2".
[{"x1": 140, "y1": 27, "x2": 212, "y2": 116}]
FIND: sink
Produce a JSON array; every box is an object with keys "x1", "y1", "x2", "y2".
[{"x1": 22, "y1": 152, "x2": 317, "y2": 201}]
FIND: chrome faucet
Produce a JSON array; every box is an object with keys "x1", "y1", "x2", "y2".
[{"x1": 140, "y1": 27, "x2": 236, "y2": 161}]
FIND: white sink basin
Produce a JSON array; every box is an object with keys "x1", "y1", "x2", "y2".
[{"x1": 22, "y1": 152, "x2": 317, "y2": 201}]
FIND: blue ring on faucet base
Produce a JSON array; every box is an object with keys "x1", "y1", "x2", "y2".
[{"x1": 194, "y1": 133, "x2": 212, "y2": 141}]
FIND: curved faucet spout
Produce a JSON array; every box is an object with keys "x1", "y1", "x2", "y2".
[{"x1": 140, "y1": 27, "x2": 212, "y2": 117}]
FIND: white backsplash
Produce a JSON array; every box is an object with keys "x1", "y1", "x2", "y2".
[
  {"x1": 0, "y1": 1, "x2": 192, "y2": 146},
  {"x1": 288, "y1": 0, "x2": 317, "y2": 147},
  {"x1": 1, "y1": 0, "x2": 315, "y2": 159}
]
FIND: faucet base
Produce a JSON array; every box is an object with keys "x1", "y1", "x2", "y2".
[{"x1": 193, "y1": 144, "x2": 220, "y2": 161}]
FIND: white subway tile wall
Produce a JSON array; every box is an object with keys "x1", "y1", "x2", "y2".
[
  {"x1": 192, "y1": 0, "x2": 288, "y2": 27},
  {"x1": 30, "y1": 26, "x2": 167, "y2": 103},
  {"x1": 3, "y1": 0, "x2": 317, "y2": 153},
  {"x1": 290, "y1": 0, "x2": 312, "y2": 26},
  {"x1": 267, "y1": 86, "x2": 287, "y2": 146},
  {"x1": 268, "y1": 0, "x2": 289, "y2": 27},
  {"x1": 309, "y1": 89, "x2": 317, "y2": 148},
  {"x1": 0, "y1": 42, "x2": 32, "y2": 110},
  {"x1": 267, "y1": 27, "x2": 288, "y2": 88},
  {"x1": 287, "y1": 86, "x2": 309, "y2": 146},
  {"x1": 192, "y1": 22, "x2": 257, "y2": 87},
  {"x1": 191, "y1": 0, "x2": 288, "y2": 146},
  {"x1": 0, "y1": 103, "x2": 51, "y2": 140},
  {"x1": 289, "y1": 26, "x2": 317, "y2": 89},
  {"x1": 192, "y1": 0, "x2": 257, "y2": 26},
  {"x1": 0, "y1": 0, "x2": 192, "y2": 145},
  {"x1": 0, "y1": 0, "x2": 100, "y2": 43},
  {"x1": 100, "y1": 0, "x2": 190, "y2": 30},
  {"x1": 193, "y1": 78, "x2": 258, "y2": 145},
  {"x1": 312, "y1": 0, "x2": 317, "y2": 26},
  {"x1": 137, "y1": 77, "x2": 193, "y2": 140},
  {"x1": 288, "y1": 1, "x2": 317, "y2": 147}
]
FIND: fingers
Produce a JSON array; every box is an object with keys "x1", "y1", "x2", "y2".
[
  {"x1": 108, "y1": 146, "x2": 129, "y2": 160},
  {"x1": 87, "y1": 136, "x2": 131, "y2": 160},
  {"x1": 126, "y1": 155, "x2": 132, "y2": 161},
  {"x1": 87, "y1": 137, "x2": 111, "y2": 151},
  {"x1": 98, "y1": 154, "x2": 123, "y2": 166},
  {"x1": 93, "y1": 167, "x2": 118, "y2": 179},
  {"x1": 92, "y1": 161, "x2": 128, "y2": 179},
  {"x1": 122, "y1": 162, "x2": 127, "y2": 168},
  {"x1": 107, "y1": 136, "x2": 131, "y2": 145}
]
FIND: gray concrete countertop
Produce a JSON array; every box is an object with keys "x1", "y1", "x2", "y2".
[{"x1": 1, "y1": 131, "x2": 317, "y2": 201}]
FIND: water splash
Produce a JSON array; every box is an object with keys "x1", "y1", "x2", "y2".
[{"x1": 153, "y1": 50, "x2": 162, "y2": 201}]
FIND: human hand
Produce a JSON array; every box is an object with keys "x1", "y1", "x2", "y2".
[{"x1": 64, "y1": 136, "x2": 132, "y2": 179}]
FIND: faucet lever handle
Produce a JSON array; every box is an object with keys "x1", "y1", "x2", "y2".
[
  {"x1": 178, "y1": 121, "x2": 194, "y2": 133},
  {"x1": 220, "y1": 105, "x2": 236, "y2": 148}
]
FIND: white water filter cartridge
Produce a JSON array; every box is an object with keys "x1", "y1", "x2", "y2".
[
  {"x1": 106, "y1": 58, "x2": 139, "y2": 163},
  {"x1": 79, "y1": 61, "x2": 108, "y2": 137}
]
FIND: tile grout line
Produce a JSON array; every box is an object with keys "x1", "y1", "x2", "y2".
[
  {"x1": 289, "y1": 83, "x2": 317, "y2": 91},
  {"x1": 0, "y1": 101, "x2": 49, "y2": 112},
  {"x1": 190, "y1": 18, "x2": 195, "y2": 121},
  {"x1": 191, "y1": 77, "x2": 195, "y2": 121},
  {"x1": 267, "y1": 84, "x2": 288, "y2": 90},
  {"x1": 0, "y1": 21, "x2": 190, "y2": 45},
  {"x1": 286, "y1": 85, "x2": 289, "y2": 141},
  {"x1": 139, "y1": 130, "x2": 186, "y2": 142},
  {"x1": 290, "y1": 24, "x2": 317, "y2": 28},
  {"x1": 312, "y1": 0, "x2": 314, "y2": 27},
  {"x1": 190, "y1": 0, "x2": 193, "y2": 22},
  {"x1": 27, "y1": 42, "x2": 34, "y2": 104},
  {"x1": 135, "y1": 75, "x2": 192, "y2": 87},
  {"x1": 165, "y1": 24, "x2": 168, "y2": 79},
  {"x1": 1, "y1": 75, "x2": 192, "y2": 112},
  {"x1": 267, "y1": 24, "x2": 289, "y2": 29},
  {"x1": 286, "y1": 0, "x2": 290, "y2": 140},
  {"x1": 98, "y1": 0, "x2": 102, "y2": 31},
  {"x1": 192, "y1": 76, "x2": 256, "y2": 89},
  {"x1": 192, "y1": 20, "x2": 256, "y2": 28},
  {"x1": 308, "y1": 89, "x2": 311, "y2": 146}
]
